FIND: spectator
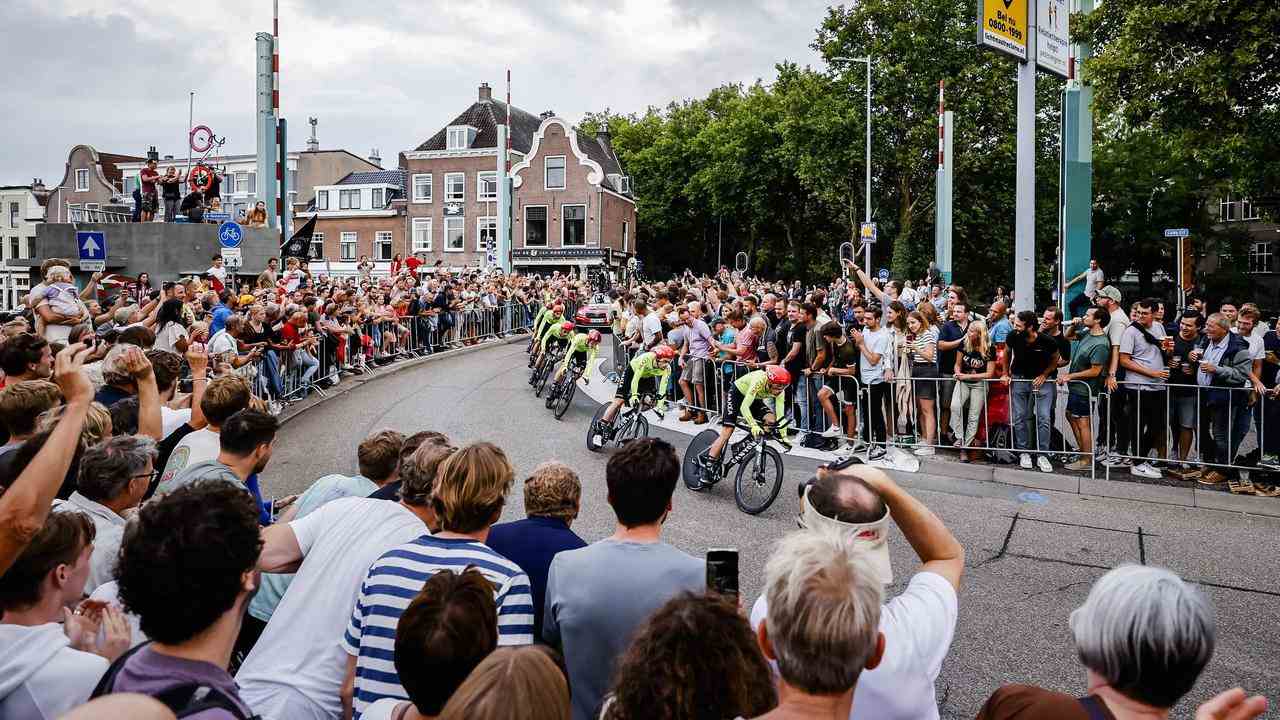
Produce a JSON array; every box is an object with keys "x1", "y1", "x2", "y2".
[
  {"x1": 281, "y1": 311, "x2": 322, "y2": 397},
  {"x1": 158, "y1": 167, "x2": 184, "y2": 221},
  {"x1": 0, "y1": 511, "x2": 130, "y2": 719},
  {"x1": 974, "y1": 564, "x2": 1245, "y2": 719},
  {"x1": 238, "y1": 439, "x2": 454, "y2": 720},
  {"x1": 99, "y1": 481, "x2": 262, "y2": 717},
  {"x1": 0, "y1": 333, "x2": 53, "y2": 388},
  {"x1": 436, "y1": 646, "x2": 570, "y2": 720},
  {"x1": 51, "y1": 435, "x2": 156, "y2": 593},
  {"x1": 852, "y1": 305, "x2": 891, "y2": 459},
  {"x1": 368, "y1": 430, "x2": 450, "y2": 501},
  {"x1": 344, "y1": 442, "x2": 530, "y2": 716},
  {"x1": 161, "y1": 409, "x2": 280, "y2": 527},
  {"x1": 1093, "y1": 285, "x2": 1131, "y2": 468},
  {"x1": 153, "y1": 299, "x2": 190, "y2": 355},
  {"x1": 603, "y1": 592, "x2": 777, "y2": 720},
  {"x1": 1058, "y1": 308, "x2": 1110, "y2": 470},
  {"x1": 544, "y1": 437, "x2": 704, "y2": 720},
  {"x1": 34, "y1": 265, "x2": 88, "y2": 344},
  {"x1": 361, "y1": 569, "x2": 499, "y2": 720},
  {"x1": 949, "y1": 319, "x2": 995, "y2": 459},
  {"x1": 157, "y1": 374, "x2": 251, "y2": 485},
  {"x1": 0, "y1": 380, "x2": 61, "y2": 458},
  {"x1": 207, "y1": 256, "x2": 228, "y2": 295},
  {"x1": 987, "y1": 300, "x2": 1012, "y2": 345},
  {"x1": 750, "y1": 528, "x2": 884, "y2": 720},
  {"x1": 1166, "y1": 310, "x2": 1205, "y2": 478},
  {"x1": 1118, "y1": 298, "x2": 1170, "y2": 478},
  {"x1": 139, "y1": 159, "x2": 160, "y2": 222},
  {"x1": 487, "y1": 461, "x2": 587, "y2": 640},
  {"x1": 936, "y1": 302, "x2": 971, "y2": 444},
  {"x1": 60, "y1": 694, "x2": 178, "y2": 720},
  {"x1": 906, "y1": 309, "x2": 940, "y2": 454},
  {"x1": 93, "y1": 347, "x2": 163, "y2": 441},
  {"x1": 245, "y1": 200, "x2": 268, "y2": 227},
  {"x1": 817, "y1": 321, "x2": 860, "y2": 443},
  {"x1": 1194, "y1": 313, "x2": 1254, "y2": 491},
  {"x1": 676, "y1": 305, "x2": 714, "y2": 423},
  {"x1": 208, "y1": 289, "x2": 233, "y2": 335},
  {"x1": 751, "y1": 465, "x2": 962, "y2": 720},
  {"x1": 1003, "y1": 310, "x2": 1061, "y2": 473},
  {"x1": 179, "y1": 188, "x2": 204, "y2": 223},
  {"x1": 1065, "y1": 258, "x2": 1104, "y2": 318}
]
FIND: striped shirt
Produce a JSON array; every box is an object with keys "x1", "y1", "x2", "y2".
[{"x1": 342, "y1": 534, "x2": 534, "y2": 716}]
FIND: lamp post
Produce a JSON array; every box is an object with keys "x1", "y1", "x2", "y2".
[{"x1": 832, "y1": 55, "x2": 873, "y2": 274}]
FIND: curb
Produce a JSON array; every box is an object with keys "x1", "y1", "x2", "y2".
[
  {"x1": 575, "y1": 360, "x2": 1280, "y2": 518},
  {"x1": 276, "y1": 333, "x2": 530, "y2": 427}
]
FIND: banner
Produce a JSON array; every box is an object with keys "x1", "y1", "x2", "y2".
[
  {"x1": 1037, "y1": 0, "x2": 1070, "y2": 77},
  {"x1": 977, "y1": 0, "x2": 1028, "y2": 62}
]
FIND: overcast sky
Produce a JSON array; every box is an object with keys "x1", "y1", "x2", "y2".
[{"x1": 1, "y1": 0, "x2": 832, "y2": 186}]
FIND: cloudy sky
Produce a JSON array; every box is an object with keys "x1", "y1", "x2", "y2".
[{"x1": 1, "y1": 0, "x2": 833, "y2": 186}]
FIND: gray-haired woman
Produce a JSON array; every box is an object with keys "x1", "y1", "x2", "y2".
[{"x1": 975, "y1": 564, "x2": 1268, "y2": 719}]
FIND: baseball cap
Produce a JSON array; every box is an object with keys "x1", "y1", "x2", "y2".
[
  {"x1": 799, "y1": 484, "x2": 893, "y2": 585},
  {"x1": 1096, "y1": 285, "x2": 1122, "y2": 304}
]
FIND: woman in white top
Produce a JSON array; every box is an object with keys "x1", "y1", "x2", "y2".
[
  {"x1": 34, "y1": 265, "x2": 88, "y2": 344},
  {"x1": 153, "y1": 299, "x2": 190, "y2": 354},
  {"x1": 906, "y1": 310, "x2": 940, "y2": 454}
]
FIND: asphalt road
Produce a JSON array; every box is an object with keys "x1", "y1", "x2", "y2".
[{"x1": 261, "y1": 341, "x2": 1280, "y2": 719}]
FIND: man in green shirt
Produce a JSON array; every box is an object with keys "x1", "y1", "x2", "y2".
[{"x1": 1057, "y1": 307, "x2": 1111, "y2": 471}]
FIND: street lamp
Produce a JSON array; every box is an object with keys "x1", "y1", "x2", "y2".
[{"x1": 832, "y1": 55, "x2": 873, "y2": 275}]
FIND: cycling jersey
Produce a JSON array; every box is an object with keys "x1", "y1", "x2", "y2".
[
  {"x1": 540, "y1": 321, "x2": 573, "y2": 351},
  {"x1": 733, "y1": 369, "x2": 787, "y2": 434},
  {"x1": 561, "y1": 333, "x2": 599, "y2": 374},
  {"x1": 535, "y1": 312, "x2": 566, "y2": 345},
  {"x1": 532, "y1": 306, "x2": 560, "y2": 340},
  {"x1": 627, "y1": 351, "x2": 672, "y2": 399}
]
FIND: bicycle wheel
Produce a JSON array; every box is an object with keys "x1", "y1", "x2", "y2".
[
  {"x1": 534, "y1": 360, "x2": 553, "y2": 397},
  {"x1": 554, "y1": 376, "x2": 577, "y2": 419},
  {"x1": 616, "y1": 409, "x2": 649, "y2": 445},
  {"x1": 587, "y1": 403, "x2": 608, "y2": 452},
  {"x1": 683, "y1": 429, "x2": 720, "y2": 491},
  {"x1": 735, "y1": 445, "x2": 784, "y2": 515},
  {"x1": 544, "y1": 376, "x2": 561, "y2": 409}
]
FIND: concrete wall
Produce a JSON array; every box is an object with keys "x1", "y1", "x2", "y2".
[{"x1": 26, "y1": 223, "x2": 280, "y2": 283}]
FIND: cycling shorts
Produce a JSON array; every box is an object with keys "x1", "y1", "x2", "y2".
[
  {"x1": 615, "y1": 364, "x2": 657, "y2": 400},
  {"x1": 722, "y1": 383, "x2": 774, "y2": 429}
]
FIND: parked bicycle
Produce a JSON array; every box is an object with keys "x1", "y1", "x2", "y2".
[
  {"x1": 545, "y1": 355, "x2": 587, "y2": 419},
  {"x1": 682, "y1": 418, "x2": 793, "y2": 515},
  {"x1": 587, "y1": 394, "x2": 663, "y2": 452}
]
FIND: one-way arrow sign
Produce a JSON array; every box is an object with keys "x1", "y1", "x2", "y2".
[{"x1": 77, "y1": 230, "x2": 106, "y2": 271}]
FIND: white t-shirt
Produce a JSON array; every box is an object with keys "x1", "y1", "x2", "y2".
[
  {"x1": 0, "y1": 623, "x2": 108, "y2": 720},
  {"x1": 160, "y1": 406, "x2": 192, "y2": 440},
  {"x1": 283, "y1": 269, "x2": 304, "y2": 293},
  {"x1": 207, "y1": 265, "x2": 227, "y2": 283},
  {"x1": 750, "y1": 571, "x2": 958, "y2": 720},
  {"x1": 1244, "y1": 331, "x2": 1265, "y2": 361},
  {"x1": 236, "y1": 497, "x2": 427, "y2": 720},
  {"x1": 360, "y1": 698, "x2": 405, "y2": 720},
  {"x1": 156, "y1": 428, "x2": 220, "y2": 491},
  {"x1": 641, "y1": 313, "x2": 662, "y2": 347},
  {"x1": 207, "y1": 329, "x2": 238, "y2": 359},
  {"x1": 1084, "y1": 268, "x2": 1104, "y2": 297},
  {"x1": 154, "y1": 322, "x2": 188, "y2": 354},
  {"x1": 859, "y1": 327, "x2": 892, "y2": 385}
]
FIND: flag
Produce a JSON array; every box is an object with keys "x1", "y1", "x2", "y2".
[{"x1": 282, "y1": 215, "x2": 316, "y2": 261}]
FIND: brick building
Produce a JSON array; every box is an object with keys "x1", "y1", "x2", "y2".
[
  {"x1": 294, "y1": 169, "x2": 407, "y2": 277},
  {"x1": 43, "y1": 144, "x2": 143, "y2": 223}
]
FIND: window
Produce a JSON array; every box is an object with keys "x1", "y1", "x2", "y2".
[
  {"x1": 444, "y1": 217, "x2": 465, "y2": 252},
  {"x1": 288, "y1": 169, "x2": 298, "y2": 193},
  {"x1": 412, "y1": 218, "x2": 432, "y2": 252},
  {"x1": 445, "y1": 173, "x2": 465, "y2": 202},
  {"x1": 1249, "y1": 241, "x2": 1273, "y2": 274},
  {"x1": 623, "y1": 221, "x2": 629, "y2": 252},
  {"x1": 478, "y1": 172, "x2": 498, "y2": 201},
  {"x1": 310, "y1": 232, "x2": 325, "y2": 260},
  {"x1": 340, "y1": 232, "x2": 357, "y2": 260},
  {"x1": 375, "y1": 231, "x2": 393, "y2": 260},
  {"x1": 316, "y1": 190, "x2": 329, "y2": 210},
  {"x1": 85, "y1": 203, "x2": 99, "y2": 211},
  {"x1": 562, "y1": 204, "x2": 587, "y2": 246},
  {"x1": 234, "y1": 172, "x2": 247, "y2": 194},
  {"x1": 1221, "y1": 194, "x2": 1263, "y2": 223},
  {"x1": 372, "y1": 188, "x2": 384, "y2": 208},
  {"x1": 339, "y1": 189, "x2": 360, "y2": 210},
  {"x1": 544, "y1": 156, "x2": 566, "y2": 190},
  {"x1": 447, "y1": 126, "x2": 470, "y2": 150},
  {"x1": 412, "y1": 174, "x2": 432, "y2": 203},
  {"x1": 10, "y1": 237, "x2": 21, "y2": 260},
  {"x1": 9, "y1": 202, "x2": 19, "y2": 228},
  {"x1": 477, "y1": 216, "x2": 497, "y2": 251},
  {"x1": 75, "y1": 169, "x2": 89, "y2": 191},
  {"x1": 124, "y1": 176, "x2": 137, "y2": 196},
  {"x1": 248, "y1": 172, "x2": 257, "y2": 195},
  {"x1": 525, "y1": 206, "x2": 548, "y2": 246}
]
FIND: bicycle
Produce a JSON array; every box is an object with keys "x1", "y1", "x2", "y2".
[
  {"x1": 587, "y1": 394, "x2": 664, "y2": 452},
  {"x1": 682, "y1": 418, "x2": 793, "y2": 515},
  {"x1": 545, "y1": 357, "x2": 586, "y2": 419},
  {"x1": 532, "y1": 345, "x2": 567, "y2": 398}
]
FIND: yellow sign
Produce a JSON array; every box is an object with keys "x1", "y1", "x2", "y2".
[{"x1": 977, "y1": 0, "x2": 1028, "y2": 62}]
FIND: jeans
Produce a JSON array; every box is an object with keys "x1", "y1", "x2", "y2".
[
  {"x1": 864, "y1": 382, "x2": 891, "y2": 443},
  {"x1": 796, "y1": 374, "x2": 825, "y2": 433},
  {"x1": 1208, "y1": 397, "x2": 1252, "y2": 474},
  {"x1": 293, "y1": 348, "x2": 319, "y2": 390},
  {"x1": 259, "y1": 349, "x2": 285, "y2": 399},
  {"x1": 1010, "y1": 380, "x2": 1052, "y2": 451},
  {"x1": 163, "y1": 197, "x2": 180, "y2": 221},
  {"x1": 1127, "y1": 388, "x2": 1167, "y2": 460},
  {"x1": 1259, "y1": 392, "x2": 1280, "y2": 456},
  {"x1": 950, "y1": 381, "x2": 987, "y2": 446}
]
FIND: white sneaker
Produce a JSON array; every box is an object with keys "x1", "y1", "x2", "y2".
[
  {"x1": 913, "y1": 445, "x2": 936, "y2": 456},
  {"x1": 1130, "y1": 462, "x2": 1162, "y2": 479},
  {"x1": 822, "y1": 424, "x2": 842, "y2": 438},
  {"x1": 1020, "y1": 453, "x2": 1033, "y2": 469},
  {"x1": 1036, "y1": 455, "x2": 1053, "y2": 473}
]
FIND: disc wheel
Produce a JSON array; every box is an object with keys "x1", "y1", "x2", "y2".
[
  {"x1": 735, "y1": 445, "x2": 784, "y2": 515},
  {"x1": 682, "y1": 429, "x2": 720, "y2": 491},
  {"x1": 587, "y1": 404, "x2": 608, "y2": 452},
  {"x1": 615, "y1": 408, "x2": 649, "y2": 446}
]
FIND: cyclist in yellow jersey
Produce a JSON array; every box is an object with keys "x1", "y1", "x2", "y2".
[
  {"x1": 702, "y1": 366, "x2": 791, "y2": 466},
  {"x1": 554, "y1": 330, "x2": 602, "y2": 385},
  {"x1": 597, "y1": 345, "x2": 675, "y2": 432}
]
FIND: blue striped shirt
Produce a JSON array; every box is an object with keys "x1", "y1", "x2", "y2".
[{"x1": 342, "y1": 534, "x2": 533, "y2": 717}]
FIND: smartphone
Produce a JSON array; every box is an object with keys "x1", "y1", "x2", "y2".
[
  {"x1": 823, "y1": 453, "x2": 865, "y2": 471},
  {"x1": 706, "y1": 548, "x2": 739, "y2": 600}
]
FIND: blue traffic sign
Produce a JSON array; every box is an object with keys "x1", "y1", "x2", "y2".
[
  {"x1": 218, "y1": 221, "x2": 244, "y2": 248},
  {"x1": 877, "y1": 268, "x2": 890, "y2": 282},
  {"x1": 77, "y1": 231, "x2": 106, "y2": 260},
  {"x1": 1163, "y1": 227, "x2": 1190, "y2": 238}
]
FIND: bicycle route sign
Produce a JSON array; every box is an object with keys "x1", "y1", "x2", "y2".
[{"x1": 218, "y1": 221, "x2": 244, "y2": 248}]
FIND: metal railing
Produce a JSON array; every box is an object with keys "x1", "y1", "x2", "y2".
[{"x1": 67, "y1": 203, "x2": 131, "y2": 223}]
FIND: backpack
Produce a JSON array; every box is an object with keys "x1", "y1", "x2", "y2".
[
  {"x1": 90, "y1": 642, "x2": 259, "y2": 719},
  {"x1": 985, "y1": 424, "x2": 1017, "y2": 464}
]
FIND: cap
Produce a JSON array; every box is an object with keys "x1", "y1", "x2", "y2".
[
  {"x1": 239, "y1": 294, "x2": 256, "y2": 306},
  {"x1": 800, "y1": 485, "x2": 893, "y2": 585},
  {"x1": 1096, "y1": 285, "x2": 1122, "y2": 304}
]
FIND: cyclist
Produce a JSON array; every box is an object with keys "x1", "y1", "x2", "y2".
[
  {"x1": 529, "y1": 306, "x2": 568, "y2": 369},
  {"x1": 596, "y1": 345, "x2": 675, "y2": 435},
  {"x1": 699, "y1": 365, "x2": 790, "y2": 473},
  {"x1": 554, "y1": 329, "x2": 603, "y2": 386},
  {"x1": 530, "y1": 301, "x2": 566, "y2": 352},
  {"x1": 532, "y1": 320, "x2": 576, "y2": 382}
]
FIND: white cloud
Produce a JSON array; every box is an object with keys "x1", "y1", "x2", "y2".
[{"x1": 0, "y1": 0, "x2": 827, "y2": 185}]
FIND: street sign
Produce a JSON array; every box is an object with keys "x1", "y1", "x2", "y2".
[
  {"x1": 977, "y1": 0, "x2": 1028, "y2": 62},
  {"x1": 220, "y1": 247, "x2": 243, "y2": 267},
  {"x1": 1164, "y1": 228, "x2": 1191, "y2": 238},
  {"x1": 77, "y1": 230, "x2": 106, "y2": 272},
  {"x1": 204, "y1": 211, "x2": 231, "y2": 223},
  {"x1": 1036, "y1": 0, "x2": 1070, "y2": 77},
  {"x1": 860, "y1": 223, "x2": 877, "y2": 244},
  {"x1": 877, "y1": 268, "x2": 890, "y2": 282},
  {"x1": 218, "y1": 221, "x2": 243, "y2": 248}
]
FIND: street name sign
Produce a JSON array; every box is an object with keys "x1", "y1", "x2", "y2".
[
  {"x1": 77, "y1": 230, "x2": 106, "y2": 272},
  {"x1": 1164, "y1": 228, "x2": 1191, "y2": 238}
]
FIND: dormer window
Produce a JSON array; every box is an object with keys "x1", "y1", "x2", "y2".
[{"x1": 447, "y1": 126, "x2": 473, "y2": 150}]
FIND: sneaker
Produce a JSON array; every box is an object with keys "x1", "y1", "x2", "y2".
[
  {"x1": 1101, "y1": 453, "x2": 1132, "y2": 469},
  {"x1": 1019, "y1": 453, "x2": 1033, "y2": 470},
  {"x1": 848, "y1": 438, "x2": 869, "y2": 453},
  {"x1": 914, "y1": 445, "x2": 936, "y2": 456},
  {"x1": 866, "y1": 446, "x2": 887, "y2": 461},
  {"x1": 822, "y1": 424, "x2": 842, "y2": 438},
  {"x1": 1130, "y1": 462, "x2": 1162, "y2": 479},
  {"x1": 1260, "y1": 454, "x2": 1280, "y2": 471},
  {"x1": 1036, "y1": 455, "x2": 1053, "y2": 473},
  {"x1": 1064, "y1": 458, "x2": 1091, "y2": 472}
]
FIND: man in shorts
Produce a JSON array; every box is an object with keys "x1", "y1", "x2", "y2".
[
  {"x1": 1057, "y1": 307, "x2": 1110, "y2": 471},
  {"x1": 817, "y1": 321, "x2": 862, "y2": 448},
  {"x1": 676, "y1": 305, "x2": 714, "y2": 424},
  {"x1": 1166, "y1": 310, "x2": 1204, "y2": 479}
]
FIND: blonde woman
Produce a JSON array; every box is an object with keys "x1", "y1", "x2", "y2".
[
  {"x1": 906, "y1": 310, "x2": 940, "y2": 454},
  {"x1": 950, "y1": 320, "x2": 996, "y2": 461},
  {"x1": 883, "y1": 300, "x2": 914, "y2": 439}
]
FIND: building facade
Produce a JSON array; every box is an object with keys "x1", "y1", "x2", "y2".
[
  {"x1": 294, "y1": 169, "x2": 407, "y2": 277},
  {"x1": 43, "y1": 145, "x2": 143, "y2": 223},
  {"x1": 0, "y1": 183, "x2": 47, "y2": 310}
]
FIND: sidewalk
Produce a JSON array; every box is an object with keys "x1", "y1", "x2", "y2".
[{"x1": 577, "y1": 359, "x2": 1280, "y2": 518}]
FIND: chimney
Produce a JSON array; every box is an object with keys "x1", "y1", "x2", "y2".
[
  {"x1": 32, "y1": 178, "x2": 45, "y2": 192},
  {"x1": 147, "y1": 145, "x2": 159, "y2": 161},
  {"x1": 479, "y1": 82, "x2": 492, "y2": 101},
  {"x1": 540, "y1": 110, "x2": 555, "y2": 120},
  {"x1": 596, "y1": 128, "x2": 613, "y2": 157},
  {"x1": 307, "y1": 117, "x2": 320, "y2": 151},
  {"x1": 369, "y1": 148, "x2": 382, "y2": 167}
]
